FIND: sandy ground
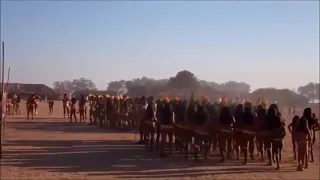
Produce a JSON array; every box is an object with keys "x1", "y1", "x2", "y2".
[{"x1": 0, "y1": 101, "x2": 319, "y2": 180}]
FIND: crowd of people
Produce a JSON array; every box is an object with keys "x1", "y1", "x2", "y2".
[
  {"x1": 54, "y1": 93, "x2": 319, "y2": 171},
  {"x1": 13, "y1": 92, "x2": 318, "y2": 171}
]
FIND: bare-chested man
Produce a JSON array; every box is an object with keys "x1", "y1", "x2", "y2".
[
  {"x1": 62, "y1": 93, "x2": 70, "y2": 118},
  {"x1": 33, "y1": 93, "x2": 40, "y2": 115},
  {"x1": 70, "y1": 96, "x2": 77, "y2": 123},
  {"x1": 78, "y1": 94, "x2": 87, "y2": 122},
  {"x1": 47, "y1": 99, "x2": 54, "y2": 114}
]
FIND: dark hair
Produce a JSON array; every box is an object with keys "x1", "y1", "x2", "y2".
[
  {"x1": 303, "y1": 108, "x2": 312, "y2": 119},
  {"x1": 269, "y1": 104, "x2": 279, "y2": 113},
  {"x1": 292, "y1": 115, "x2": 300, "y2": 124},
  {"x1": 235, "y1": 104, "x2": 244, "y2": 115},
  {"x1": 197, "y1": 104, "x2": 204, "y2": 112},
  {"x1": 148, "y1": 96, "x2": 154, "y2": 101},
  {"x1": 267, "y1": 106, "x2": 277, "y2": 120},
  {"x1": 243, "y1": 106, "x2": 254, "y2": 125},
  {"x1": 219, "y1": 106, "x2": 233, "y2": 123},
  {"x1": 256, "y1": 105, "x2": 267, "y2": 121}
]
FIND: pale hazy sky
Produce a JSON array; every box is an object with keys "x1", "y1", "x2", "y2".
[{"x1": 1, "y1": 1, "x2": 319, "y2": 90}]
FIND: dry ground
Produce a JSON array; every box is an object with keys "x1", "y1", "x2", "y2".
[{"x1": 1, "y1": 101, "x2": 319, "y2": 180}]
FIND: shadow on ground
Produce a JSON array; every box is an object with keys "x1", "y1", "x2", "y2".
[
  {"x1": 8, "y1": 116, "x2": 64, "y2": 120},
  {"x1": 3, "y1": 119, "x2": 299, "y2": 179},
  {"x1": 6, "y1": 121, "x2": 135, "y2": 134},
  {"x1": 3, "y1": 138, "x2": 293, "y2": 179}
]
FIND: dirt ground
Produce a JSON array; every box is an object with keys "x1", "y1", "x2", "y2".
[{"x1": 1, "y1": 101, "x2": 319, "y2": 180}]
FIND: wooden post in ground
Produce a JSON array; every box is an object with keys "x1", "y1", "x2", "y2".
[
  {"x1": 0, "y1": 41, "x2": 4, "y2": 158},
  {"x1": 3, "y1": 67, "x2": 10, "y2": 132},
  {"x1": 0, "y1": 41, "x2": 9, "y2": 160}
]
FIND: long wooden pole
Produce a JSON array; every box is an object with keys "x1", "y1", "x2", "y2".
[
  {"x1": 6, "y1": 67, "x2": 10, "y2": 88},
  {"x1": 0, "y1": 41, "x2": 4, "y2": 158},
  {"x1": 3, "y1": 67, "x2": 10, "y2": 133},
  {"x1": 1, "y1": 42, "x2": 5, "y2": 96}
]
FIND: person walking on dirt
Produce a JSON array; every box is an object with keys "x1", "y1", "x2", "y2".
[
  {"x1": 62, "y1": 93, "x2": 70, "y2": 119},
  {"x1": 48, "y1": 99, "x2": 54, "y2": 115},
  {"x1": 70, "y1": 96, "x2": 77, "y2": 123}
]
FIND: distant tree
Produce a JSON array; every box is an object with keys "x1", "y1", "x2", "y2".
[
  {"x1": 53, "y1": 81, "x2": 69, "y2": 90},
  {"x1": 72, "y1": 78, "x2": 97, "y2": 91},
  {"x1": 122, "y1": 77, "x2": 169, "y2": 96},
  {"x1": 50, "y1": 71, "x2": 315, "y2": 106},
  {"x1": 221, "y1": 81, "x2": 251, "y2": 93},
  {"x1": 316, "y1": 83, "x2": 320, "y2": 99},
  {"x1": 64, "y1": 80, "x2": 75, "y2": 91},
  {"x1": 298, "y1": 82, "x2": 318, "y2": 103},
  {"x1": 237, "y1": 82, "x2": 251, "y2": 93},
  {"x1": 102, "y1": 71, "x2": 253, "y2": 97},
  {"x1": 198, "y1": 80, "x2": 250, "y2": 94},
  {"x1": 168, "y1": 70, "x2": 200, "y2": 92},
  {"x1": 251, "y1": 88, "x2": 308, "y2": 107},
  {"x1": 107, "y1": 80, "x2": 126, "y2": 92},
  {"x1": 126, "y1": 85, "x2": 148, "y2": 97},
  {"x1": 198, "y1": 80, "x2": 209, "y2": 87},
  {"x1": 207, "y1": 82, "x2": 222, "y2": 91},
  {"x1": 53, "y1": 78, "x2": 97, "y2": 92}
]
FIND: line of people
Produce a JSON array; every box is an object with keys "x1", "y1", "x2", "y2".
[
  {"x1": 61, "y1": 93, "x2": 88, "y2": 123},
  {"x1": 25, "y1": 93, "x2": 41, "y2": 120},
  {"x1": 61, "y1": 93, "x2": 319, "y2": 171},
  {"x1": 135, "y1": 95, "x2": 318, "y2": 171},
  {"x1": 6, "y1": 94, "x2": 22, "y2": 115}
]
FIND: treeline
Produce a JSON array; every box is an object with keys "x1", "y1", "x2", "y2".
[{"x1": 53, "y1": 70, "x2": 319, "y2": 107}]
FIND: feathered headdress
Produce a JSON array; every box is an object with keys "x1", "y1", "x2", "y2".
[
  {"x1": 243, "y1": 97, "x2": 251, "y2": 104},
  {"x1": 201, "y1": 96, "x2": 209, "y2": 103},
  {"x1": 219, "y1": 97, "x2": 227, "y2": 105},
  {"x1": 259, "y1": 97, "x2": 268, "y2": 105},
  {"x1": 243, "y1": 97, "x2": 252, "y2": 107},
  {"x1": 161, "y1": 96, "x2": 170, "y2": 103},
  {"x1": 216, "y1": 97, "x2": 221, "y2": 103}
]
